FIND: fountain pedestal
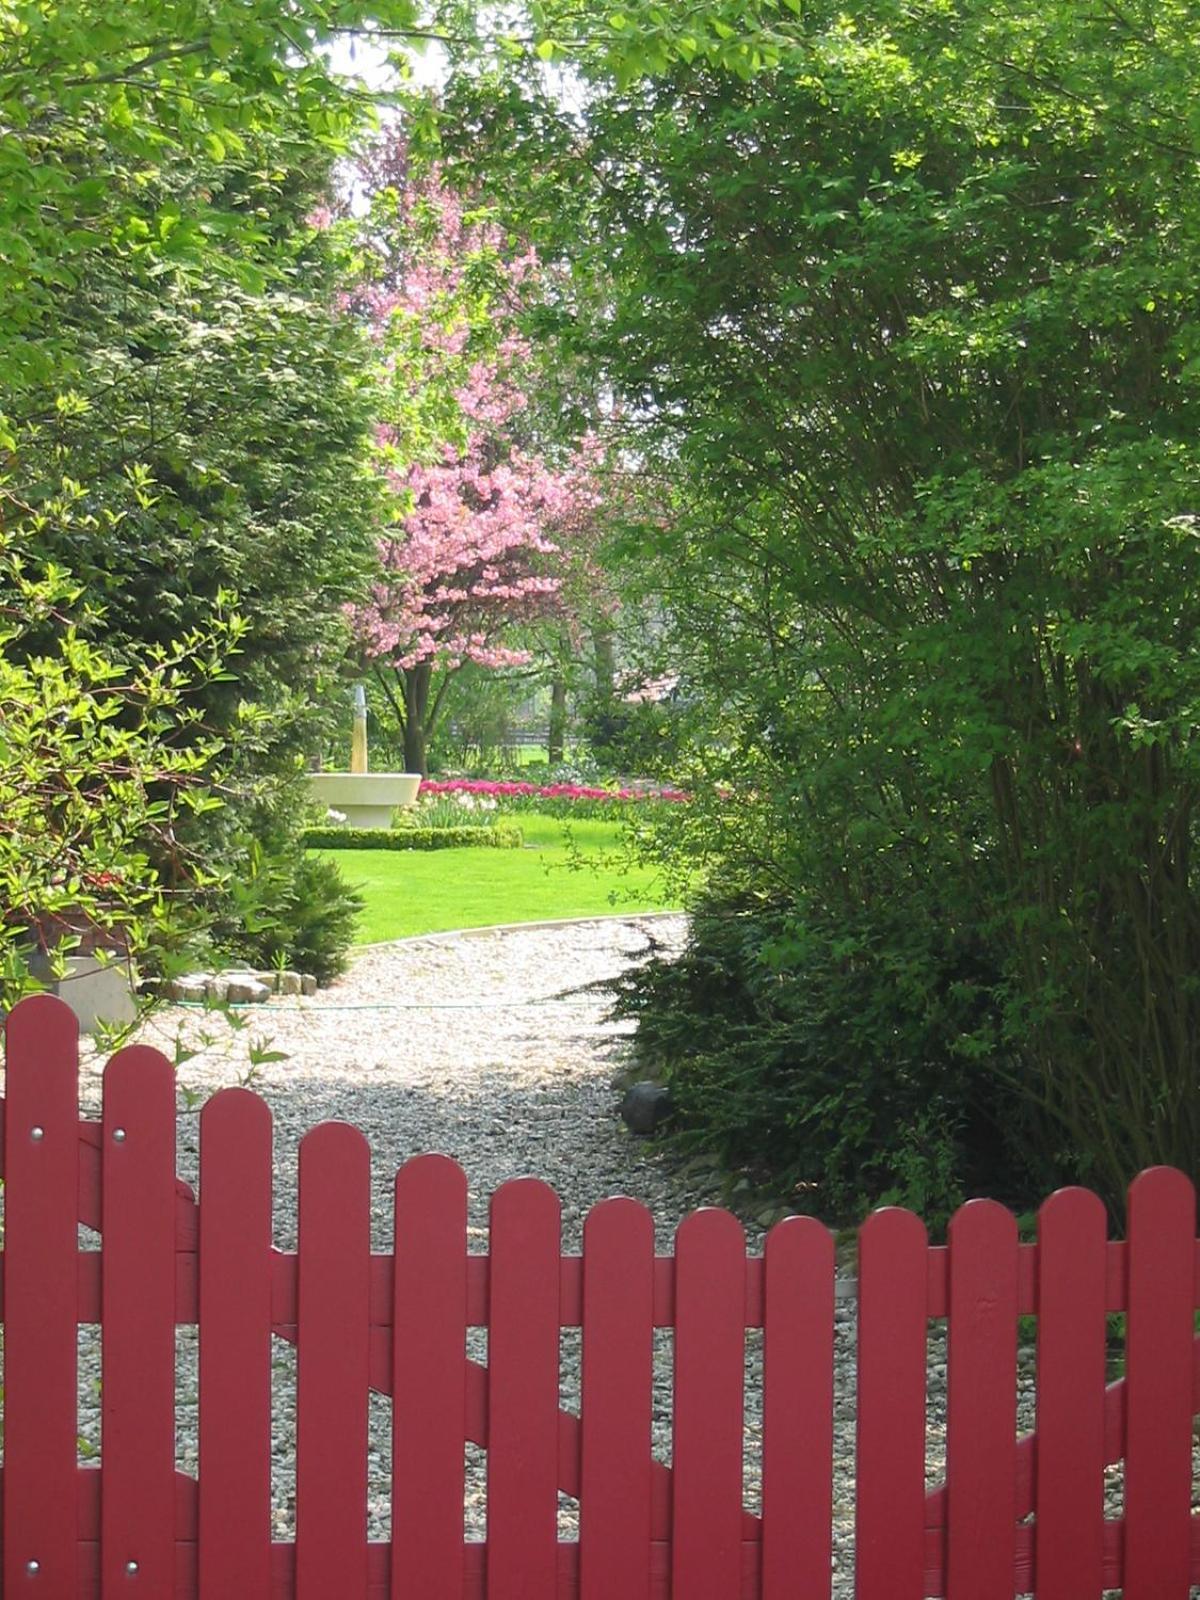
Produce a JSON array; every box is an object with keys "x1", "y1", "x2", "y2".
[{"x1": 307, "y1": 772, "x2": 421, "y2": 829}]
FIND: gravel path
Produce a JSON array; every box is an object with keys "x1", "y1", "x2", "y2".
[{"x1": 71, "y1": 915, "x2": 1054, "y2": 1590}]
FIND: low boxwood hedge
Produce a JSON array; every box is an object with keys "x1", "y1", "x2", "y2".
[{"x1": 301, "y1": 822, "x2": 524, "y2": 851}]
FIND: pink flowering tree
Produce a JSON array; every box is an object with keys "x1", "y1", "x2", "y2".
[{"x1": 342, "y1": 131, "x2": 607, "y2": 773}]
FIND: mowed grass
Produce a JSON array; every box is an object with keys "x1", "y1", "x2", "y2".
[{"x1": 313, "y1": 814, "x2": 682, "y2": 943}]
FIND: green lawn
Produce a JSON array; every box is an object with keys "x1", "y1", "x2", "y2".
[{"x1": 313, "y1": 814, "x2": 682, "y2": 942}]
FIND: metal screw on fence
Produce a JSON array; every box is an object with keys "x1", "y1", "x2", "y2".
[
  {"x1": 112, "y1": 1127, "x2": 127, "y2": 1142},
  {"x1": 30, "y1": 1126, "x2": 43, "y2": 1141},
  {"x1": 125, "y1": 1561, "x2": 139, "y2": 1576},
  {"x1": 25, "y1": 1559, "x2": 39, "y2": 1574}
]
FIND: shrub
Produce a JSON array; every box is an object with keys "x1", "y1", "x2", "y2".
[
  {"x1": 211, "y1": 828, "x2": 365, "y2": 986},
  {"x1": 610, "y1": 884, "x2": 1043, "y2": 1226},
  {"x1": 266, "y1": 853, "x2": 365, "y2": 986},
  {"x1": 579, "y1": 694, "x2": 685, "y2": 777},
  {"x1": 301, "y1": 823, "x2": 524, "y2": 851},
  {"x1": 0, "y1": 520, "x2": 236, "y2": 1012}
]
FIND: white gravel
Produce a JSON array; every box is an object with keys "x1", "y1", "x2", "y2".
[{"x1": 68, "y1": 915, "x2": 1091, "y2": 1590}]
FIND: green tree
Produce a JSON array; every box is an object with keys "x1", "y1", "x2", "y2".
[
  {"x1": 425, "y1": 0, "x2": 1200, "y2": 1206},
  {"x1": 1, "y1": 0, "x2": 428, "y2": 972},
  {"x1": 10, "y1": 136, "x2": 384, "y2": 780},
  {"x1": 0, "y1": 0, "x2": 421, "y2": 399}
]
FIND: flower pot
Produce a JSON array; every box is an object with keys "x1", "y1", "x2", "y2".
[{"x1": 307, "y1": 771, "x2": 421, "y2": 829}]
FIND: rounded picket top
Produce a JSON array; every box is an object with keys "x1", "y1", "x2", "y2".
[
  {"x1": 585, "y1": 1196, "x2": 659, "y2": 1280},
  {"x1": 200, "y1": 1085, "x2": 273, "y2": 1186},
  {"x1": 104, "y1": 1043, "x2": 176, "y2": 1130},
  {"x1": 394, "y1": 1150, "x2": 468, "y2": 1213},
  {"x1": 1036, "y1": 1181, "x2": 1108, "y2": 1234},
  {"x1": 489, "y1": 1171, "x2": 563, "y2": 1232},
  {"x1": 299, "y1": 1116, "x2": 371, "y2": 1159},
  {"x1": 585, "y1": 1196, "x2": 652, "y2": 1241},
  {"x1": 581, "y1": 1195, "x2": 656, "y2": 1282},
  {"x1": 395, "y1": 1148, "x2": 468, "y2": 1185},
  {"x1": 947, "y1": 1193, "x2": 1019, "y2": 1250},
  {"x1": 764, "y1": 1210, "x2": 835, "y2": 1270},
  {"x1": 3, "y1": 990, "x2": 80, "y2": 1145},
  {"x1": 674, "y1": 1203, "x2": 745, "y2": 1252},
  {"x1": 1126, "y1": 1164, "x2": 1196, "y2": 1226},
  {"x1": 3, "y1": 989, "x2": 80, "y2": 1048},
  {"x1": 201, "y1": 1083, "x2": 273, "y2": 1136},
  {"x1": 858, "y1": 1201, "x2": 929, "y2": 1257},
  {"x1": 104, "y1": 1041, "x2": 173, "y2": 1078},
  {"x1": 861, "y1": 1198, "x2": 926, "y2": 1226},
  {"x1": 298, "y1": 1119, "x2": 372, "y2": 1195}
]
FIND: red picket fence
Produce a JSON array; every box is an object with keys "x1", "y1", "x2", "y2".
[{"x1": 1, "y1": 992, "x2": 1198, "y2": 1598}]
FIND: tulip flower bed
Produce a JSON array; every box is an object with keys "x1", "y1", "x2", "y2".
[{"x1": 419, "y1": 777, "x2": 689, "y2": 821}]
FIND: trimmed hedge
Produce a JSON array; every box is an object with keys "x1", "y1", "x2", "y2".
[{"x1": 301, "y1": 822, "x2": 524, "y2": 851}]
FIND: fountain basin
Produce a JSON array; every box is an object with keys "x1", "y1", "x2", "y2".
[{"x1": 308, "y1": 772, "x2": 421, "y2": 830}]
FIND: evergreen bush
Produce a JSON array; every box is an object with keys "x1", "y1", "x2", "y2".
[{"x1": 301, "y1": 823, "x2": 524, "y2": 851}]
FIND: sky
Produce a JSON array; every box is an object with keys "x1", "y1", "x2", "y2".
[
  {"x1": 326, "y1": 24, "x2": 586, "y2": 119},
  {"x1": 326, "y1": 30, "x2": 448, "y2": 95}
]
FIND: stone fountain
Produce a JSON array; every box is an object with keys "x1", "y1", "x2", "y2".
[{"x1": 307, "y1": 684, "x2": 421, "y2": 828}]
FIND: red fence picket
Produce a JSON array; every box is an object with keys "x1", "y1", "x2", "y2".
[
  {"x1": 198, "y1": 1088, "x2": 274, "y2": 1600},
  {"x1": 295, "y1": 1122, "x2": 371, "y2": 1600},
  {"x1": 945, "y1": 1200, "x2": 1019, "y2": 1600},
  {"x1": 486, "y1": 1177, "x2": 562, "y2": 1600},
  {"x1": 1034, "y1": 1186, "x2": 1108, "y2": 1600},
  {"x1": 1124, "y1": 1166, "x2": 1196, "y2": 1600},
  {"x1": 2, "y1": 996, "x2": 80, "y2": 1598},
  {"x1": 101, "y1": 1046, "x2": 178, "y2": 1596},
  {"x1": 578, "y1": 1197, "x2": 655, "y2": 1600},
  {"x1": 671, "y1": 1208, "x2": 747, "y2": 1600},
  {"x1": 1, "y1": 996, "x2": 1198, "y2": 1600},
  {"x1": 761, "y1": 1215, "x2": 834, "y2": 1600},
  {"x1": 856, "y1": 1206, "x2": 928, "y2": 1600},
  {"x1": 392, "y1": 1154, "x2": 469, "y2": 1600}
]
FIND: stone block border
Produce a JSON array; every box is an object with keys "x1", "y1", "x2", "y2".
[{"x1": 165, "y1": 969, "x2": 317, "y2": 1004}]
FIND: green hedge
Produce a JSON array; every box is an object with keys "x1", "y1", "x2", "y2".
[{"x1": 301, "y1": 822, "x2": 524, "y2": 851}]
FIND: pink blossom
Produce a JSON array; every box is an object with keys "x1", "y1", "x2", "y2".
[{"x1": 343, "y1": 129, "x2": 631, "y2": 709}]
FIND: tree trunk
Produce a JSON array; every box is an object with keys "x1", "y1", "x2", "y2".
[
  {"x1": 403, "y1": 661, "x2": 433, "y2": 776},
  {"x1": 588, "y1": 619, "x2": 621, "y2": 759},
  {"x1": 592, "y1": 619, "x2": 617, "y2": 701},
  {"x1": 548, "y1": 674, "x2": 568, "y2": 764}
]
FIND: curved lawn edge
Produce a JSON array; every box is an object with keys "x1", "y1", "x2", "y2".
[{"x1": 352, "y1": 908, "x2": 687, "y2": 951}]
